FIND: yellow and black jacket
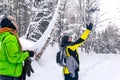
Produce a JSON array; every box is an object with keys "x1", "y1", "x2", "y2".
[{"x1": 63, "y1": 29, "x2": 91, "y2": 74}]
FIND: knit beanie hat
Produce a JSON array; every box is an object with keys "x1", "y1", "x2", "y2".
[{"x1": 1, "y1": 17, "x2": 16, "y2": 30}]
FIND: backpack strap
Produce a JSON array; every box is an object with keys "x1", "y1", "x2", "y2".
[{"x1": 61, "y1": 46, "x2": 67, "y2": 59}]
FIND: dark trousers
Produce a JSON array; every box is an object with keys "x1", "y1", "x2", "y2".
[
  {"x1": 64, "y1": 70, "x2": 79, "y2": 80},
  {"x1": 0, "y1": 75, "x2": 20, "y2": 80}
]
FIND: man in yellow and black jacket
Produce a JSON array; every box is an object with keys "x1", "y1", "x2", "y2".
[{"x1": 61, "y1": 23, "x2": 93, "y2": 80}]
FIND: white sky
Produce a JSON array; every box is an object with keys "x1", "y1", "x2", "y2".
[{"x1": 99, "y1": 0, "x2": 120, "y2": 27}]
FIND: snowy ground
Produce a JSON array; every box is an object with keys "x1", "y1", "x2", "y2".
[
  {"x1": 79, "y1": 53, "x2": 120, "y2": 80},
  {"x1": 25, "y1": 43, "x2": 120, "y2": 80}
]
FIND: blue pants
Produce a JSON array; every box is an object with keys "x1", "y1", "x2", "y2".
[{"x1": 0, "y1": 75, "x2": 20, "y2": 80}]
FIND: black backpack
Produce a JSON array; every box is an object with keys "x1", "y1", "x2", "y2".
[{"x1": 56, "y1": 46, "x2": 67, "y2": 66}]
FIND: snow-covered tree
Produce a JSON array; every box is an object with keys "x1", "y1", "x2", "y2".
[
  {"x1": 0, "y1": 0, "x2": 32, "y2": 37},
  {"x1": 25, "y1": 0, "x2": 54, "y2": 42},
  {"x1": 94, "y1": 23, "x2": 120, "y2": 54}
]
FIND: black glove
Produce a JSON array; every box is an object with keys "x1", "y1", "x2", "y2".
[
  {"x1": 24, "y1": 58, "x2": 34, "y2": 77},
  {"x1": 28, "y1": 50, "x2": 34, "y2": 57},
  {"x1": 86, "y1": 23, "x2": 93, "y2": 30}
]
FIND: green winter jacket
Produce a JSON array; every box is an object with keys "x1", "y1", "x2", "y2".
[{"x1": 0, "y1": 28, "x2": 29, "y2": 77}]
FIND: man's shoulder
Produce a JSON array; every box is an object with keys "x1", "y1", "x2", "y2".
[{"x1": 3, "y1": 32, "x2": 16, "y2": 42}]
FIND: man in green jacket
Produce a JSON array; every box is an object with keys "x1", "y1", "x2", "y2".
[{"x1": 0, "y1": 16, "x2": 34, "y2": 80}]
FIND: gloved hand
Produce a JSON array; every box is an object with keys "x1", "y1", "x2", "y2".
[
  {"x1": 86, "y1": 23, "x2": 93, "y2": 30},
  {"x1": 24, "y1": 58, "x2": 34, "y2": 77},
  {"x1": 28, "y1": 50, "x2": 34, "y2": 57}
]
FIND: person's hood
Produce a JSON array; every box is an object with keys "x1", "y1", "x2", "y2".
[{"x1": 61, "y1": 35, "x2": 70, "y2": 47}]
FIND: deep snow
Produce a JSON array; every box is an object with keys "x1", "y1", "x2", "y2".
[{"x1": 79, "y1": 53, "x2": 120, "y2": 80}]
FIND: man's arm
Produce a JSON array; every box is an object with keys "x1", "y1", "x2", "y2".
[{"x1": 67, "y1": 23, "x2": 93, "y2": 51}]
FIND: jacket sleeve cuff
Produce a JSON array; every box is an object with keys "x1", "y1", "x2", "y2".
[
  {"x1": 80, "y1": 29, "x2": 91, "y2": 40},
  {"x1": 24, "y1": 51, "x2": 29, "y2": 58}
]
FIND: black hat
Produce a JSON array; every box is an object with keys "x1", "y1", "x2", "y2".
[
  {"x1": 1, "y1": 17, "x2": 16, "y2": 30},
  {"x1": 61, "y1": 35, "x2": 70, "y2": 47}
]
